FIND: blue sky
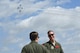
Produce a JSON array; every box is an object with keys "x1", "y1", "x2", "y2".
[{"x1": 0, "y1": 0, "x2": 80, "y2": 53}]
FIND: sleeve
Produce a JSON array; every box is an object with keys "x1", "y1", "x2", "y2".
[
  {"x1": 60, "y1": 44, "x2": 64, "y2": 53},
  {"x1": 56, "y1": 42, "x2": 64, "y2": 53},
  {"x1": 21, "y1": 47, "x2": 27, "y2": 53},
  {"x1": 42, "y1": 45, "x2": 50, "y2": 53}
]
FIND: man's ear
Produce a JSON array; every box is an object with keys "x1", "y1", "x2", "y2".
[{"x1": 35, "y1": 37, "x2": 38, "y2": 40}]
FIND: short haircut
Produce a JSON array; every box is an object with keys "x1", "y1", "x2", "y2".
[
  {"x1": 47, "y1": 30, "x2": 54, "y2": 34},
  {"x1": 30, "y1": 31, "x2": 38, "y2": 41}
]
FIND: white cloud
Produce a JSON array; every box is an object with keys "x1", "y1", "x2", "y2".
[
  {"x1": 10, "y1": 37, "x2": 23, "y2": 43},
  {"x1": 30, "y1": 6, "x2": 80, "y2": 30},
  {"x1": 16, "y1": 17, "x2": 33, "y2": 28},
  {"x1": 2, "y1": 5, "x2": 80, "y2": 37},
  {"x1": 64, "y1": 33, "x2": 80, "y2": 45},
  {"x1": 8, "y1": 6, "x2": 80, "y2": 36},
  {"x1": 0, "y1": 47, "x2": 10, "y2": 52},
  {"x1": 56, "y1": 0, "x2": 71, "y2": 5},
  {"x1": 76, "y1": 50, "x2": 80, "y2": 53},
  {"x1": 0, "y1": 22, "x2": 3, "y2": 26},
  {"x1": 4, "y1": 36, "x2": 24, "y2": 44},
  {"x1": 0, "y1": 0, "x2": 19, "y2": 18},
  {"x1": 0, "y1": 0, "x2": 47, "y2": 18},
  {"x1": 0, "y1": 0, "x2": 72, "y2": 18}
]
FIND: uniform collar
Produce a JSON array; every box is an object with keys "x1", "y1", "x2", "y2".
[
  {"x1": 30, "y1": 41, "x2": 38, "y2": 44},
  {"x1": 52, "y1": 41, "x2": 55, "y2": 46},
  {"x1": 48, "y1": 40, "x2": 56, "y2": 46}
]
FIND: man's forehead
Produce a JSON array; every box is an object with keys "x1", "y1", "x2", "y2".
[{"x1": 49, "y1": 32, "x2": 54, "y2": 34}]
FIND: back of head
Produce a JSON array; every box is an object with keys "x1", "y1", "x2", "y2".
[{"x1": 30, "y1": 31, "x2": 39, "y2": 41}]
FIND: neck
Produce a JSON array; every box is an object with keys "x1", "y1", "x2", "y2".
[
  {"x1": 50, "y1": 40, "x2": 55, "y2": 43},
  {"x1": 35, "y1": 39, "x2": 38, "y2": 42}
]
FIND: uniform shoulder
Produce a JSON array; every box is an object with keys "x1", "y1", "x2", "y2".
[
  {"x1": 55, "y1": 41, "x2": 62, "y2": 47},
  {"x1": 42, "y1": 41, "x2": 50, "y2": 46},
  {"x1": 56, "y1": 41, "x2": 61, "y2": 45},
  {"x1": 22, "y1": 43, "x2": 31, "y2": 49}
]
